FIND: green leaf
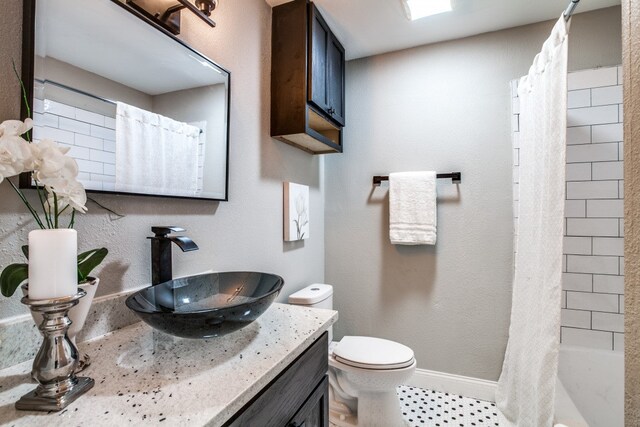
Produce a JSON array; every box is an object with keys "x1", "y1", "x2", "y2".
[
  {"x1": 0, "y1": 264, "x2": 28, "y2": 297},
  {"x1": 77, "y1": 248, "x2": 108, "y2": 283},
  {"x1": 21, "y1": 245, "x2": 29, "y2": 260}
]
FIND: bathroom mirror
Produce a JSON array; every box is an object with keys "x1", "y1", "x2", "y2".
[{"x1": 21, "y1": 0, "x2": 230, "y2": 201}]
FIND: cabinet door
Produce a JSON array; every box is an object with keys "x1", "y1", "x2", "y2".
[
  {"x1": 287, "y1": 376, "x2": 329, "y2": 427},
  {"x1": 308, "y1": 4, "x2": 329, "y2": 114},
  {"x1": 308, "y1": 4, "x2": 345, "y2": 128},
  {"x1": 224, "y1": 333, "x2": 329, "y2": 427},
  {"x1": 326, "y1": 33, "x2": 345, "y2": 126}
]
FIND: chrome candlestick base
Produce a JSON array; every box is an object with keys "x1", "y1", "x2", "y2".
[
  {"x1": 15, "y1": 377, "x2": 94, "y2": 412},
  {"x1": 16, "y1": 291, "x2": 95, "y2": 412}
]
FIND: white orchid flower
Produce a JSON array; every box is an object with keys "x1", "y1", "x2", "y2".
[
  {"x1": 0, "y1": 119, "x2": 35, "y2": 183},
  {"x1": 0, "y1": 137, "x2": 32, "y2": 182},
  {"x1": 63, "y1": 180, "x2": 88, "y2": 213},
  {"x1": 45, "y1": 179, "x2": 87, "y2": 214},
  {"x1": 0, "y1": 118, "x2": 33, "y2": 137},
  {"x1": 32, "y1": 139, "x2": 76, "y2": 183},
  {"x1": 29, "y1": 139, "x2": 86, "y2": 213}
]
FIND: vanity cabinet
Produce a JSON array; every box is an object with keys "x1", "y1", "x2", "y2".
[
  {"x1": 224, "y1": 332, "x2": 329, "y2": 426},
  {"x1": 271, "y1": 0, "x2": 345, "y2": 154}
]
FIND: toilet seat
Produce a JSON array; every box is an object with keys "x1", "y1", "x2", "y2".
[{"x1": 332, "y1": 336, "x2": 415, "y2": 370}]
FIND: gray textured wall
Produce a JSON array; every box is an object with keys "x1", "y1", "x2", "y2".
[
  {"x1": 0, "y1": 0, "x2": 325, "y2": 320},
  {"x1": 325, "y1": 7, "x2": 622, "y2": 381}
]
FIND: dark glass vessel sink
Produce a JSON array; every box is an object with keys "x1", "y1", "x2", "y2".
[{"x1": 125, "y1": 272, "x2": 284, "y2": 339}]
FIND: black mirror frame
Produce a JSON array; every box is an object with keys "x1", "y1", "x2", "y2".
[{"x1": 19, "y1": 0, "x2": 231, "y2": 202}]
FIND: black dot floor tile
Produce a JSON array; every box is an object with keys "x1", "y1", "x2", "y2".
[{"x1": 397, "y1": 385, "x2": 499, "y2": 427}]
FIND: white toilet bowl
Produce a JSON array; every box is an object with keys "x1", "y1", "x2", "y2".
[
  {"x1": 288, "y1": 285, "x2": 416, "y2": 427},
  {"x1": 328, "y1": 336, "x2": 416, "y2": 427}
]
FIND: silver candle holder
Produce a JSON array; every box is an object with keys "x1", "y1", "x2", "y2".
[{"x1": 16, "y1": 291, "x2": 94, "y2": 412}]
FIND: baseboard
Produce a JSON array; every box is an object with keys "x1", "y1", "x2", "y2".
[{"x1": 405, "y1": 368, "x2": 497, "y2": 402}]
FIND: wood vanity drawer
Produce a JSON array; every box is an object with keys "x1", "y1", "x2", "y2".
[{"x1": 224, "y1": 332, "x2": 329, "y2": 426}]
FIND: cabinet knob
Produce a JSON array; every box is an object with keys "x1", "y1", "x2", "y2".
[{"x1": 328, "y1": 107, "x2": 335, "y2": 115}]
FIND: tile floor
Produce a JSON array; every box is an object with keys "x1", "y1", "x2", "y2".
[{"x1": 397, "y1": 385, "x2": 499, "y2": 427}]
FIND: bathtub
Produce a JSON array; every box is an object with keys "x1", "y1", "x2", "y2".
[
  {"x1": 555, "y1": 344, "x2": 624, "y2": 427},
  {"x1": 554, "y1": 378, "x2": 588, "y2": 427}
]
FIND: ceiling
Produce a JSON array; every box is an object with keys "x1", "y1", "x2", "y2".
[
  {"x1": 36, "y1": 0, "x2": 227, "y2": 95},
  {"x1": 265, "y1": 0, "x2": 621, "y2": 60}
]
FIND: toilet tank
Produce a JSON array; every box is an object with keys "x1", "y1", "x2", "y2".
[
  {"x1": 288, "y1": 284, "x2": 333, "y2": 310},
  {"x1": 289, "y1": 284, "x2": 334, "y2": 342}
]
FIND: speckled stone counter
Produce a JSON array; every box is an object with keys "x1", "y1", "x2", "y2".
[{"x1": 0, "y1": 303, "x2": 338, "y2": 426}]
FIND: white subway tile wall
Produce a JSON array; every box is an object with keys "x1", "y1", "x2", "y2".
[
  {"x1": 33, "y1": 99, "x2": 116, "y2": 191},
  {"x1": 512, "y1": 65, "x2": 624, "y2": 351},
  {"x1": 32, "y1": 97, "x2": 206, "y2": 194}
]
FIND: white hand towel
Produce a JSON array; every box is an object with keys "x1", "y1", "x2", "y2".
[{"x1": 389, "y1": 171, "x2": 437, "y2": 245}]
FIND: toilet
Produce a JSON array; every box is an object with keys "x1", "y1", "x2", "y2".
[{"x1": 289, "y1": 284, "x2": 416, "y2": 427}]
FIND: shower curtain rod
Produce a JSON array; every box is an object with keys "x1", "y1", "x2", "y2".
[
  {"x1": 35, "y1": 78, "x2": 117, "y2": 106},
  {"x1": 563, "y1": 0, "x2": 580, "y2": 21},
  {"x1": 34, "y1": 78, "x2": 205, "y2": 134}
]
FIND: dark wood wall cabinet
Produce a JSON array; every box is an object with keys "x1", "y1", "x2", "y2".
[
  {"x1": 224, "y1": 332, "x2": 329, "y2": 426},
  {"x1": 271, "y1": 0, "x2": 345, "y2": 154}
]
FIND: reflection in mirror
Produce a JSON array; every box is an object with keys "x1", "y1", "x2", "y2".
[{"x1": 24, "y1": 0, "x2": 230, "y2": 200}]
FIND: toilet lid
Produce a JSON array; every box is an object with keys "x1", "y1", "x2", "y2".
[{"x1": 333, "y1": 336, "x2": 415, "y2": 370}]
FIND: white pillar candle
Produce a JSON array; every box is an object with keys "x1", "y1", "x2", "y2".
[{"x1": 28, "y1": 229, "x2": 77, "y2": 300}]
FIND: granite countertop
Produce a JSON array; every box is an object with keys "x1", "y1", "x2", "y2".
[{"x1": 0, "y1": 303, "x2": 338, "y2": 426}]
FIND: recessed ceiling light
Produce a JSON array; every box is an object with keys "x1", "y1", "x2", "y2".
[{"x1": 402, "y1": 0, "x2": 452, "y2": 21}]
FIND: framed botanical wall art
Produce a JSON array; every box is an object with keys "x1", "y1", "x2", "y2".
[{"x1": 284, "y1": 182, "x2": 309, "y2": 241}]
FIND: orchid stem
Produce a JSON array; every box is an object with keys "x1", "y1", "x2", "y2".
[
  {"x1": 7, "y1": 179, "x2": 45, "y2": 229},
  {"x1": 68, "y1": 210, "x2": 76, "y2": 229},
  {"x1": 12, "y1": 61, "x2": 32, "y2": 143},
  {"x1": 33, "y1": 179, "x2": 53, "y2": 228},
  {"x1": 87, "y1": 197, "x2": 125, "y2": 218},
  {"x1": 13, "y1": 61, "x2": 31, "y2": 117},
  {"x1": 54, "y1": 193, "x2": 59, "y2": 228}
]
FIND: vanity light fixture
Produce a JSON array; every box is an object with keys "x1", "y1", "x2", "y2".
[
  {"x1": 195, "y1": 0, "x2": 216, "y2": 16},
  {"x1": 125, "y1": 0, "x2": 218, "y2": 34},
  {"x1": 401, "y1": 0, "x2": 452, "y2": 20}
]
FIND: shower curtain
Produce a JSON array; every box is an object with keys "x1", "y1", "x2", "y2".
[
  {"x1": 115, "y1": 102, "x2": 202, "y2": 197},
  {"x1": 496, "y1": 16, "x2": 569, "y2": 427}
]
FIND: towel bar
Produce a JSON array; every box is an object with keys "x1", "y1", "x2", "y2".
[{"x1": 372, "y1": 172, "x2": 461, "y2": 186}]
